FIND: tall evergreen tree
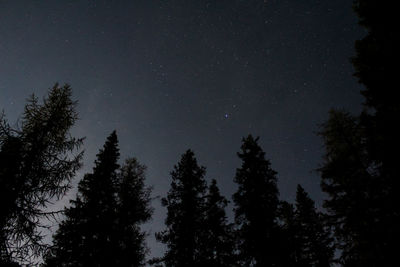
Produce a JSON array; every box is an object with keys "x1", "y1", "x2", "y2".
[
  {"x1": 232, "y1": 135, "x2": 281, "y2": 266},
  {"x1": 155, "y1": 150, "x2": 207, "y2": 267},
  {"x1": 200, "y1": 179, "x2": 236, "y2": 266},
  {"x1": 44, "y1": 132, "x2": 152, "y2": 266},
  {"x1": 0, "y1": 84, "x2": 83, "y2": 264},
  {"x1": 352, "y1": 0, "x2": 399, "y2": 264},
  {"x1": 294, "y1": 185, "x2": 333, "y2": 267},
  {"x1": 319, "y1": 1, "x2": 399, "y2": 264},
  {"x1": 278, "y1": 201, "x2": 298, "y2": 266},
  {"x1": 44, "y1": 131, "x2": 120, "y2": 266},
  {"x1": 114, "y1": 158, "x2": 153, "y2": 266},
  {"x1": 319, "y1": 110, "x2": 383, "y2": 265}
]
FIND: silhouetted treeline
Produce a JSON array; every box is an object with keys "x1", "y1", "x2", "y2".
[
  {"x1": 43, "y1": 131, "x2": 152, "y2": 266},
  {"x1": 1, "y1": 87, "x2": 333, "y2": 266},
  {"x1": 1, "y1": 0, "x2": 397, "y2": 266},
  {"x1": 318, "y1": 0, "x2": 399, "y2": 265},
  {"x1": 153, "y1": 150, "x2": 235, "y2": 267}
]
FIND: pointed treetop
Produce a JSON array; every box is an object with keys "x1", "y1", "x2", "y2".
[{"x1": 94, "y1": 130, "x2": 120, "y2": 172}]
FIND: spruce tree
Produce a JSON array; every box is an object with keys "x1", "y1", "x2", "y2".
[
  {"x1": 294, "y1": 185, "x2": 333, "y2": 266},
  {"x1": 278, "y1": 201, "x2": 298, "y2": 266},
  {"x1": 232, "y1": 135, "x2": 281, "y2": 266},
  {"x1": 0, "y1": 84, "x2": 83, "y2": 264},
  {"x1": 44, "y1": 131, "x2": 120, "y2": 266},
  {"x1": 155, "y1": 150, "x2": 207, "y2": 267},
  {"x1": 200, "y1": 179, "x2": 235, "y2": 266},
  {"x1": 319, "y1": 110, "x2": 382, "y2": 265},
  {"x1": 114, "y1": 158, "x2": 153, "y2": 266},
  {"x1": 44, "y1": 132, "x2": 152, "y2": 266}
]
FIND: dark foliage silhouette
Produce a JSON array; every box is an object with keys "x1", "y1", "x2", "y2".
[
  {"x1": 233, "y1": 135, "x2": 282, "y2": 266},
  {"x1": 353, "y1": 0, "x2": 400, "y2": 264},
  {"x1": 319, "y1": 0, "x2": 398, "y2": 265},
  {"x1": 0, "y1": 84, "x2": 83, "y2": 265},
  {"x1": 279, "y1": 185, "x2": 333, "y2": 267},
  {"x1": 155, "y1": 150, "x2": 207, "y2": 267},
  {"x1": 200, "y1": 179, "x2": 236, "y2": 266},
  {"x1": 319, "y1": 110, "x2": 375, "y2": 265},
  {"x1": 44, "y1": 131, "x2": 152, "y2": 266},
  {"x1": 278, "y1": 200, "x2": 298, "y2": 266},
  {"x1": 154, "y1": 151, "x2": 236, "y2": 267},
  {"x1": 294, "y1": 185, "x2": 333, "y2": 266}
]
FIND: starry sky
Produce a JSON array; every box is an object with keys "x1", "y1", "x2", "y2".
[{"x1": 1, "y1": 0, "x2": 364, "y2": 259}]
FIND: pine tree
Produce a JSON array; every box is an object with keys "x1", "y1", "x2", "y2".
[
  {"x1": 232, "y1": 135, "x2": 281, "y2": 266},
  {"x1": 294, "y1": 185, "x2": 333, "y2": 267},
  {"x1": 155, "y1": 150, "x2": 207, "y2": 267},
  {"x1": 44, "y1": 132, "x2": 152, "y2": 266},
  {"x1": 200, "y1": 179, "x2": 235, "y2": 266},
  {"x1": 0, "y1": 84, "x2": 83, "y2": 264}
]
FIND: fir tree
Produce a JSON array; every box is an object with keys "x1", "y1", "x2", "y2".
[
  {"x1": 319, "y1": 110, "x2": 381, "y2": 265},
  {"x1": 200, "y1": 179, "x2": 236, "y2": 266},
  {"x1": 44, "y1": 131, "x2": 120, "y2": 266},
  {"x1": 232, "y1": 135, "x2": 281, "y2": 266},
  {"x1": 0, "y1": 84, "x2": 83, "y2": 264},
  {"x1": 278, "y1": 201, "x2": 298, "y2": 266},
  {"x1": 114, "y1": 158, "x2": 153, "y2": 266},
  {"x1": 155, "y1": 150, "x2": 207, "y2": 267},
  {"x1": 44, "y1": 132, "x2": 152, "y2": 266},
  {"x1": 294, "y1": 185, "x2": 333, "y2": 267}
]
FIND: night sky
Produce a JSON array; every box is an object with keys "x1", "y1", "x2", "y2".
[{"x1": 1, "y1": 0, "x2": 364, "y2": 259}]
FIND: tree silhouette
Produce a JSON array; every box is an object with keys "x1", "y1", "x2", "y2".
[
  {"x1": 200, "y1": 179, "x2": 236, "y2": 266},
  {"x1": 278, "y1": 200, "x2": 298, "y2": 266},
  {"x1": 352, "y1": 0, "x2": 399, "y2": 264},
  {"x1": 294, "y1": 185, "x2": 333, "y2": 266},
  {"x1": 114, "y1": 158, "x2": 153, "y2": 266},
  {"x1": 155, "y1": 150, "x2": 207, "y2": 267},
  {"x1": 318, "y1": 0, "x2": 398, "y2": 264},
  {"x1": 319, "y1": 110, "x2": 376, "y2": 265},
  {"x1": 232, "y1": 135, "x2": 281, "y2": 266},
  {"x1": 44, "y1": 131, "x2": 152, "y2": 266},
  {"x1": 0, "y1": 84, "x2": 83, "y2": 265}
]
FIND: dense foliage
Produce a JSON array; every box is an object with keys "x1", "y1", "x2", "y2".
[
  {"x1": 0, "y1": 84, "x2": 83, "y2": 265},
  {"x1": 44, "y1": 132, "x2": 152, "y2": 267}
]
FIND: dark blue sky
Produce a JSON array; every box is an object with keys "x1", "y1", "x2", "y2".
[{"x1": 1, "y1": 0, "x2": 364, "y2": 260}]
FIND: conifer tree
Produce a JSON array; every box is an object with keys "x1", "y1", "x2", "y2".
[
  {"x1": 155, "y1": 150, "x2": 207, "y2": 267},
  {"x1": 294, "y1": 185, "x2": 333, "y2": 266},
  {"x1": 44, "y1": 132, "x2": 152, "y2": 266},
  {"x1": 318, "y1": 0, "x2": 399, "y2": 264},
  {"x1": 114, "y1": 158, "x2": 153, "y2": 266},
  {"x1": 319, "y1": 109, "x2": 382, "y2": 265},
  {"x1": 44, "y1": 131, "x2": 120, "y2": 266},
  {"x1": 200, "y1": 179, "x2": 235, "y2": 266},
  {"x1": 232, "y1": 135, "x2": 281, "y2": 266},
  {"x1": 0, "y1": 84, "x2": 83, "y2": 264},
  {"x1": 352, "y1": 0, "x2": 399, "y2": 264},
  {"x1": 278, "y1": 201, "x2": 298, "y2": 266}
]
